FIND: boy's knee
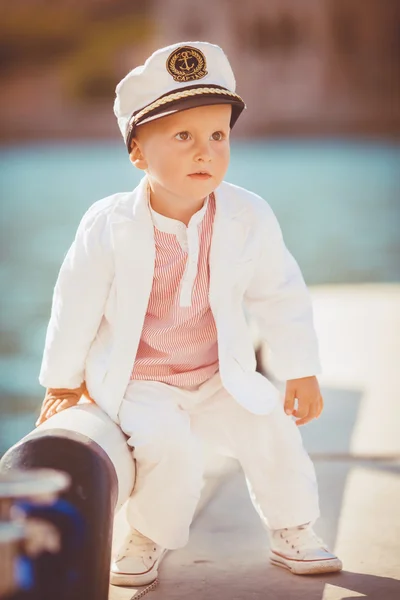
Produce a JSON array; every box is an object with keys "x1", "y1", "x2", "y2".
[{"x1": 131, "y1": 416, "x2": 196, "y2": 464}]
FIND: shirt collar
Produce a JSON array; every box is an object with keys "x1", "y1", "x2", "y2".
[{"x1": 148, "y1": 194, "x2": 209, "y2": 234}]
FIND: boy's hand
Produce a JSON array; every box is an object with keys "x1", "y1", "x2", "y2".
[
  {"x1": 284, "y1": 376, "x2": 323, "y2": 426},
  {"x1": 35, "y1": 382, "x2": 95, "y2": 427}
]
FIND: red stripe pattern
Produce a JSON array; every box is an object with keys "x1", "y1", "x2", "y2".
[{"x1": 130, "y1": 194, "x2": 219, "y2": 386}]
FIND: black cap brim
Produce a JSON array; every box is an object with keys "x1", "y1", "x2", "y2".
[{"x1": 126, "y1": 86, "x2": 245, "y2": 152}]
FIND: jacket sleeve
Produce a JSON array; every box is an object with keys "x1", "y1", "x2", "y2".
[
  {"x1": 244, "y1": 204, "x2": 322, "y2": 381},
  {"x1": 39, "y1": 207, "x2": 114, "y2": 388}
]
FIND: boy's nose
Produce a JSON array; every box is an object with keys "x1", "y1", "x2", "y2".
[{"x1": 194, "y1": 142, "x2": 212, "y2": 162}]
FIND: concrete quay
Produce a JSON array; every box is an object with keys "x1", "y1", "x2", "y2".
[{"x1": 110, "y1": 284, "x2": 400, "y2": 599}]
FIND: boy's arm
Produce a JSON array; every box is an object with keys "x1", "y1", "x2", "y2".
[
  {"x1": 39, "y1": 207, "x2": 114, "y2": 389},
  {"x1": 244, "y1": 205, "x2": 322, "y2": 382}
]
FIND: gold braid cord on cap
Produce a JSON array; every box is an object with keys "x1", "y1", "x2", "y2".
[{"x1": 128, "y1": 87, "x2": 244, "y2": 132}]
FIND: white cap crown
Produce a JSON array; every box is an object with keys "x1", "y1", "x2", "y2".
[{"x1": 113, "y1": 41, "x2": 245, "y2": 150}]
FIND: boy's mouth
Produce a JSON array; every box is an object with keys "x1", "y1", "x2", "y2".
[{"x1": 188, "y1": 172, "x2": 212, "y2": 180}]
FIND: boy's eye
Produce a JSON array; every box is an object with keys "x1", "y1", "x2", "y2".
[
  {"x1": 175, "y1": 131, "x2": 190, "y2": 141},
  {"x1": 211, "y1": 131, "x2": 224, "y2": 141}
]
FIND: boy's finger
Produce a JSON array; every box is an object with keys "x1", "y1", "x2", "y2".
[
  {"x1": 292, "y1": 406, "x2": 308, "y2": 419},
  {"x1": 295, "y1": 415, "x2": 313, "y2": 426},
  {"x1": 316, "y1": 395, "x2": 324, "y2": 418},
  {"x1": 36, "y1": 405, "x2": 56, "y2": 426},
  {"x1": 284, "y1": 389, "x2": 296, "y2": 415},
  {"x1": 295, "y1": 402, "x2": 319, "y2": 426},
  {"x1": 40, "y1": 396, "x2": 58, "y2": 411},
  {"x1": 36, "y1": 397, "x2": 78, "y2": 426},
  {"x1": 44, "y1": 399, "x2": 63, "y2": 419},
  {"x1": 36, "y1": 400, "x2": 56, "y2": 425},
  {"x1": 42, "y1": 394, "x2": 76, "y2": 411},
  {"x1": 35, "y1": 413, "x2": 47, "y2": 426},
  {"x1": 55, "y1": 399, "x2": 74, "y2": 412},
  {"x1": 312, "y1": 396, "x2": 322, "y2": 419},
  {"x1": 295, "y1": 410, "x2": 316, "y2": 426}
]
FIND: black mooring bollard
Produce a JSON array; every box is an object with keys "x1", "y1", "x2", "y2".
[{"x1": 0, "y1": 429, "x2": 119, "y2": 600}]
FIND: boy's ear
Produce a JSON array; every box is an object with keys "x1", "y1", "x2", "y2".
[{"x1": 129, "y1": 140, "x2": 147, "y2": 170}]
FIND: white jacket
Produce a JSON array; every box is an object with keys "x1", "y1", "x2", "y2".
[{"x1": 39, "y1": 176, "x2": 321, "y2": 422}]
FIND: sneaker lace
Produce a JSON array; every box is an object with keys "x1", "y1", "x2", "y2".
[
  {"x1": 121, "y1": 530, "x2": 158, "y2": 560},
  {"x1": 279, "y1": 525, "x2": 327, "y2": 553},
  {"x1": 117, "y1": 531, "x2": 162, "y2": 599}
]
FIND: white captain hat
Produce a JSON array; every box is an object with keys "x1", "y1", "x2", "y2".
[{"x1": 113, "y1": 41, "x2": 246, "y2": 152}]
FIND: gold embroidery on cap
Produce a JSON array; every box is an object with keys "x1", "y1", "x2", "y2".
[
  {"x1": 166, "y1": 46, "x2": 208, "y2": 82},
  {"x1": 129, "y1": 87, "x2": 244, "y2": 129}
]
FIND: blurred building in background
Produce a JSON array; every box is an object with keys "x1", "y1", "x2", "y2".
[
  {"x1": 154, "y1": 0, "x2": 400, "y2": 137},
  {"x1": 1, "y1": 0, "x2": 399, "y2": 141}
]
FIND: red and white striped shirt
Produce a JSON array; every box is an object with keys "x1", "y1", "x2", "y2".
[{"x1": 130, "y1": 193, "x2": 219, "y2": 387}]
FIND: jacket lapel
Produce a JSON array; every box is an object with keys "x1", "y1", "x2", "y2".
[
  {"x1": 108, "y1": 178, "x2": 155, "y2": 371},
  {"x1": 209, "y1": 185, "x2": 249, "y2": 316}
]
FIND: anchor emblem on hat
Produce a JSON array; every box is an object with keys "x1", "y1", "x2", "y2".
[
  {"x1": 179, "y1": 51, "x2": 196, "y2": 72},
  {"x1": 166, "y1": 46, "x2": 208, "y2": 82}
]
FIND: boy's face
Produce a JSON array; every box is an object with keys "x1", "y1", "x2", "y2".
[{"x1": 129, "y1": 104, "x2": 232, "y2": 202}]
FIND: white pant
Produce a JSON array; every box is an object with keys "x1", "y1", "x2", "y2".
[{"x1": 118, "y1": 372, "x2": 320, "y2": 549}]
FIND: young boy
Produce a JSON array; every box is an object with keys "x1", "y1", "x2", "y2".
[{"x1": 37, "y1": 42, "x2": 342, "y2": 587}]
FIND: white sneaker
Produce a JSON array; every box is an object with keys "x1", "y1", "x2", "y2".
[
  {"x1": 110, "y1": 528, "x2": 167, "y2": 587},
  {"x1": 269, "y1": 523, "x2": 343, "y2": 575}
]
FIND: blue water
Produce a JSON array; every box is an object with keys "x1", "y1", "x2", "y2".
[{"x1": 0, "y1": 139, "x2": 399, "y2": 452}]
